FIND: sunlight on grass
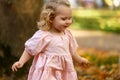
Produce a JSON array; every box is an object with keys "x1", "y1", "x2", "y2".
[
  {"x1": 71, "y1": 9, "x2": 120, "y2": 33},
  {"x1": 72, "y1": 9, "x2": 120, "y2": 18},
  {"x1": 73, "y1": 9, "x2": 101, "y2": 18}
]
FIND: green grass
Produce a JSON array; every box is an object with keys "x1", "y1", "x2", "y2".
[{"x1": 71, "y1": 9, "x2": 120, "y2": 33}]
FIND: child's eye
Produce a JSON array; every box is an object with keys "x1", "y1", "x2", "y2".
[
  {"x1": 61, "y1": 17, "x2": 72, "y2": 21},
  {"x1": 61, "y1": 18, "x2": 66, "y2": 20},
  {"x1": 68, "y1": 17, "x2": 72, "y2": 20}
]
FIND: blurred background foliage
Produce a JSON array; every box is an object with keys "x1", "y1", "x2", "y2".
[
  {"x1": 71, "y1": 9, "x2": 120, "y2": 33},
  {"x1": 70, "y1": 0, "x2": 120, "y2": 33},
  {"x1": 75, "y1": 48, "x2": 119, "y2": 80},
  {"x1": 0, "y1": 0, "x2": 120, "y2": 80}
]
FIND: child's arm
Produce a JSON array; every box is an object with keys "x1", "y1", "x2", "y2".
[
  {"x1": 72, "y1": 50, "x2": 90, "y2": 68},
  {"x1": 12, "y1": 50, "x2": 32, "y2": 71}
]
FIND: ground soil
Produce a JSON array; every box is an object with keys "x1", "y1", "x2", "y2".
[{"x1": 71, "y1": 30, "x2": 120, "y2": 53}]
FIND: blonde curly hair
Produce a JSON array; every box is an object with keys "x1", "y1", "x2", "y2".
[{"x1": 37, "y1": 0, "x2": 71, "y2": 30}]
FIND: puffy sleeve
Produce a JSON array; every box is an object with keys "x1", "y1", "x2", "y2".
[
  {"x1": 66, "y1": 29, "x2": 78, "y2": 55},
  {"x1": 24, "y1": 30, "x2": 51, "y2": 56}
]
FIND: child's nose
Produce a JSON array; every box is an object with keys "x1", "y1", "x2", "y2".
[{"x1": 65, "y1": 19, "x2": 72, "y2": 25}]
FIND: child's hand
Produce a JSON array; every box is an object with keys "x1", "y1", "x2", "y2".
[
  {"x1": 12, "y1": 61, "x2": 23, "y2": 71},
  {"x1": 79, "y1": 57, "x2": 90, "y2": 68}
]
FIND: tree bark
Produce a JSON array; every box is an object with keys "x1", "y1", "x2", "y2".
[{"x1": 0, "y1": 0, "x2": 43, "y2": 56}]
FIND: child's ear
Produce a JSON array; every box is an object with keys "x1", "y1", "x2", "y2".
[
  {"x1": 49, "y1": 19, "x2": 53, "y2": 23},
  {"x1": 49, "y1": 17, "x2": 54, "y2": 23}
]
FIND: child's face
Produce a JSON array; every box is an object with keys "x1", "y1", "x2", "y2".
[{"x1": 51, "y1": 5, "x2": 72, "y2": 32}]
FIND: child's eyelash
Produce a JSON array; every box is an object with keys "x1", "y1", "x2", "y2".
[
  {"x1": 61, "y1": 18, "x2": 66, "y2": 20},
  {"x1": 61, "y1": 17, "x2": 72, "y2": 20}
]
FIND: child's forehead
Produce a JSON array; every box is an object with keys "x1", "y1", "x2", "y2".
[
  {"x1": 56, "y1": 5, "x2": 72, "y2": 14},
  {"x1": 56, "y1": 6, "x2": 72, "y2": 16}
]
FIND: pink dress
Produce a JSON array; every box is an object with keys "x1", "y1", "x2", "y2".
[{"x1": 25, "y1": 29, "x2": 78, "y2": 80}]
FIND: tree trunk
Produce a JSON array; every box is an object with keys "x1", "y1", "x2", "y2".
[{"x1": 0, "y1": 0, "x2": 43, "y2": 57}]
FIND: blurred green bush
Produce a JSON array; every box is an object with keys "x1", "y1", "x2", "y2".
[{"x1": 71, "y1": 9, "x2": 120, "y2": 33}]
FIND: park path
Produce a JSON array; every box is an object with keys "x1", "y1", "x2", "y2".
[{"x1": 71, "y1": 30, "x2": 120, "y2": 53}]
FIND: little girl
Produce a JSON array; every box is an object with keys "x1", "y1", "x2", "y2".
[{"x1": 12, "y1": 0, "x2": 89, "y2": 80}]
